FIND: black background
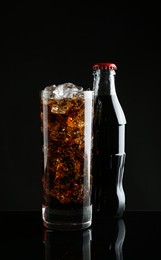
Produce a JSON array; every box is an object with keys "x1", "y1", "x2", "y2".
[{"x1": 1, "y1": 2, "x2": 161, "y2": 211}]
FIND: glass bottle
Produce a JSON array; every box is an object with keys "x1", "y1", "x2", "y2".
[{"x1": 92, "y1": 63, "x2": 127, "y2": 218}]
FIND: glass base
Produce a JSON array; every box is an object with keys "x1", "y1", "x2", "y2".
[{"x1": 42, "y1": 205, "x2": 92, "y2": 231}]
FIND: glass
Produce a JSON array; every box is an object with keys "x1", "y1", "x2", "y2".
[{"x1": 40, "y1": 84, "x2": 94, "y2": 231}]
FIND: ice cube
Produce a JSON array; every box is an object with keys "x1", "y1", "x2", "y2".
[
  {"x1": 53, "y1": 82, "x2": 83, "y2": 98},
  {"x1": 41, "y1": 85, "x2": 57, "y2": 99},
  {"x1": 43, "y1": 82, "x2": 83, "y2": 99}
]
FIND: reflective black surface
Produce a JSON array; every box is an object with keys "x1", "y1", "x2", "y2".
[{"x1": 0, "y1": 210, "x2": 161, "y2": 259}]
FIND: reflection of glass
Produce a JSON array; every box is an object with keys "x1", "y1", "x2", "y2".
[
  {"x1": 91, "y1": 218, "x2": 126, "y2": 259},
  {"x1": 43, "y1": 228, "x2": 92, "y2": 260},
  {"x1": 40, "y1": 84, "x2": 94, "y2": 230}
]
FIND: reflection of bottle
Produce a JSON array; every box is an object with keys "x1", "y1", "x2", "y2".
[
  {"x1": 91, "y1": 218, "x2": 126, "y2": 260},
  {"x1": 92, "y1": 63, "x2": 127, "y2": 218},
  {"x1": 43, "y1": 228, "x2": 92, "y2": 260}
]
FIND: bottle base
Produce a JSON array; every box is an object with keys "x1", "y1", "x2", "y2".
[{"x1": 42, "y1": 205, "x2": 92, "y2": 231}]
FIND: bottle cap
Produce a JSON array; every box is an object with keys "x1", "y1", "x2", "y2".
[{"x1": 93, "y1": 63, "x2": 117, "y2": 70}]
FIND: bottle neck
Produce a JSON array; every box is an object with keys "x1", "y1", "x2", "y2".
[{"x1": 93, "y1": 69, "x2": 117, "y2": 97}]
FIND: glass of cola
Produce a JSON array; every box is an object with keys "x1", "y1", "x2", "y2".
[{"x1": 40, "y1": 83, "x2": 94, "y2": 231}]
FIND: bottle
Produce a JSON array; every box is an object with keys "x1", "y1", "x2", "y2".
[{"x1": 92, "y1": 62, "x2": 127, "y2": 218}]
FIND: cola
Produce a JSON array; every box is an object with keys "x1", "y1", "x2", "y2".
[{"x1": 92, "y1": 63, "x2": 127, "y2": 218}]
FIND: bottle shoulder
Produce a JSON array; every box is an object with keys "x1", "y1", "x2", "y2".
[
  {"x1": 111, "y1": 95, "x2": 127, "y2": 125},
  {"x1": 94, "y1": 95, "x2": 127, "y2": 125}
]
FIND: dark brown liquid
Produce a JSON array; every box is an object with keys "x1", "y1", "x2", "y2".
[
  {"x1": 40, "y1": 96, "x2": 93, "y2": 210},
  {"x1": 93, "y1": 95, "x2": 126, "y2": 218}
]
